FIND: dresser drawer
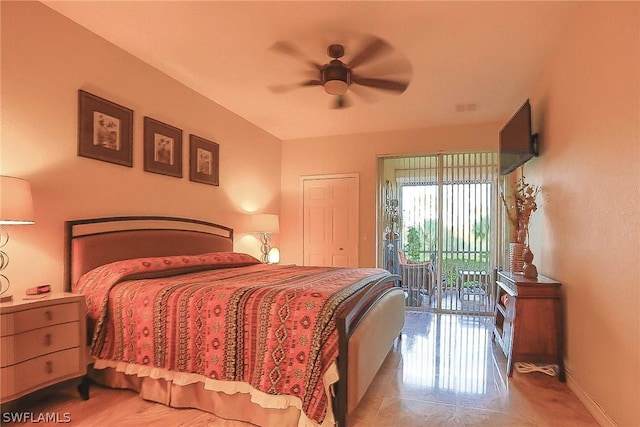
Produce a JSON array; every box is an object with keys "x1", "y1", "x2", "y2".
[
  {"x1": 0, "y1": 348, "x2": 81, "y2": 402},
  {"x1": 1, "y1": 322, "x2": 81, "y2": 367},
  {"x1": 1, "y1": 302, "x2": 82, "y2": 336}
]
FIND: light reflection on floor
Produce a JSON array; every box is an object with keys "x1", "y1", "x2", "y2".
[
  {"x1": 400, "y1": 312, "x2": 490, "y2": 395},
  {"x1": 348, "y1": 310, "x2": 599, "y2": 427}
]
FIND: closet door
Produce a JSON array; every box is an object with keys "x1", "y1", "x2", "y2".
[{"x1": 302, "y1": 174, "x2": 359, "y2": 267}]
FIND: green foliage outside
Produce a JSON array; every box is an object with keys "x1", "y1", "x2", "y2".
[
  {"x1": 402, "y1": 216, "x2": 490, "y2": 289},
  {"x1": 404, "y1": 226, "x2": 421, "y2": 261}
]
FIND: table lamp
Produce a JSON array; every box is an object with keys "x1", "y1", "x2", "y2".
[{"x1": 0, "y1": 176, "x2": 35, "y2": 303}]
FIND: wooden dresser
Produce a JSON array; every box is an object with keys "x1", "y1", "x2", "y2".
[
  {"x1": 0, "y1": 293, "x2": 87, "y2": 403},
  {"x1": 493, "y1": 271, "x2": 565, "y2": 382}
]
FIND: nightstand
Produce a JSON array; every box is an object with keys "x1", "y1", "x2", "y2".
[
  {"x1": 0, "y1": 292, "x2": 87, "y2": 403},
  {"x1": 493, "y1": 271, "x2": 565, "y2": 382}
]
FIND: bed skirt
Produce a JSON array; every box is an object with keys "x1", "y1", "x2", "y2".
[{"x1": 89, "y1": 360, "x2": 337, "y2": 427}]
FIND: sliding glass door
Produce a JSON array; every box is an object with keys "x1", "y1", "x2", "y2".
[{"x1": 380, "y1": 153, "x2": 498, "y2": 314}]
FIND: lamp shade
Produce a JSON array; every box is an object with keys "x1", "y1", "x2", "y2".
[
  {"x1": 250, "y1": 214, "x2": 279, "y2": 234},
  {"x1": 0, "y1": 176, "x2": 35, "y2": 224}
]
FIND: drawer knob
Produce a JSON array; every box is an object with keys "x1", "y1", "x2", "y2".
[
  {"x1": 45, "y1": 310, "x2": 53, "y2": 321},
  {"x1": 46, "y1": 361, "x2": 53, "y2": 374},
  {"x1": 45, "y1": 333, "x2": 52, "y2": 346}
]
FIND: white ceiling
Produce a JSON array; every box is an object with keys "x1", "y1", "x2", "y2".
[{"x1": 43, "y1": 1, "x2": 579, "y2": 141}]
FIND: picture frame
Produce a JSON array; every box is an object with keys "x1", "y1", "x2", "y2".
[
  {"x1": 77, "y1": 90, "x2": 133, "y2": 167},
  {"x1": 189, "y1": 134, "x2": 219, "y2": 186},
  {"x1": 143, "y1": 117, "x2": 183, "y2": 178}
]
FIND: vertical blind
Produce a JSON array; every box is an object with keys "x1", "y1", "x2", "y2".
[{"x1": 381, "y1": 152, "x2": 498, "y2": 315}]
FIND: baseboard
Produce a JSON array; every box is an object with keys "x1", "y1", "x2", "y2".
[{"x1": 565, "y1": 367, "x2": 617, "y2": 427}]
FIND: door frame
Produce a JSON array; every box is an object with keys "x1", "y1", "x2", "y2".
[{"x1": 300, "y1": 173, "x2": 359, "y2": 267}]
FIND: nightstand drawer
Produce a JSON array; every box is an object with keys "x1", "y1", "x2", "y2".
[
  {"x1": 1, "y1": 303, "x2": 81, "y2": 336},
  {"x1": 0, "y1": 348, "x2": 81, "y2": 402},
  {"x1": 1, "y1": 322, "x2": 81, "y2": 367},
  {"x1": 0, "y1": 293, "x2": 87, "y2": 404}
]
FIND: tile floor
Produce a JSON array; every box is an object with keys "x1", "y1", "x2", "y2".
[
  {"x1": 348, "y1": 310, "x2": 598, "y2": 426},
  {"x1": 2, "y1": 311, "x2": 598, "y2": 426}
]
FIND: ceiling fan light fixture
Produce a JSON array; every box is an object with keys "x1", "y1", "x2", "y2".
[
  {"x1": 322, "y1": 60, "x2": 350, "y2": 95},
  {"x1": 324, "y1": 80, "x2": 348, "y2": 95}
]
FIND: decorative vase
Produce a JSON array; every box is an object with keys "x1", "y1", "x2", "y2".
[
  {"x1": 522, "y1": 246, "x2": 538, "y2": 278},
  {"x1": 509, "y1": 242, "x2": 525, "y2": 273}
]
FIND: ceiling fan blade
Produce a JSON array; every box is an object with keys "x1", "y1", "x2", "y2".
[
  {"x1": 352, "y1": 76, "x2": 409, "y2": 93},
  {"x1": 348, "y1": 83, "x2": 379, "y2": 104},
  {"x1": 347, "y1": 37, "x2": 392, "y2": 69},
  {"x1": 268, "y1": 80, "x2": 322, "y2": 93},
  {"x1": 332, "y1": 94, "x2": 350, "y2": 109},
  {"x1": 358, "y1": 58, "x2": 413, "y2": 78},
  {"x1": 270, "y1": 41, "x2": 322, "y2": 69},
  {"x1": 300, "y1": 79, "x2": 323, "y2": 87}
]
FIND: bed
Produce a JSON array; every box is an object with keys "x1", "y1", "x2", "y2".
[{"x1": 64, "y1": 216, "x2": 405, "y2": 427}]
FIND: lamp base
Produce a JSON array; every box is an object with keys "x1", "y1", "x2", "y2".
[
  {"x1": 260, "y1": 232, "x2": 272, "y2": 264},
  {"x1": 0, "y1": 294, "x2": 13, "y2": 303}
]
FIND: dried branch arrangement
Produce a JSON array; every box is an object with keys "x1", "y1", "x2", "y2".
[{"x1": 501, "y1": 176, "x2": 541, "y2": 244}]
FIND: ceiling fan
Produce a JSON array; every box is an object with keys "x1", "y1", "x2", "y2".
[{"x1": 269, "y1": 36, "x2": 411, "y2": 109}]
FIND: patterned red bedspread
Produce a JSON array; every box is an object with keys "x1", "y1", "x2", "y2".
[{"x1": 74, "y1": 252, "x2": 393, "y2": 424}]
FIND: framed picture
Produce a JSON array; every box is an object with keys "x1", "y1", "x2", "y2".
[
  {"x1": 143, "y1": 117, "x2": 182, "y2": 178},
  {"x1": 77, "y1": 90, "x2": 133, "y2": 167},
  {"x1": 189, "y1": 134, "x2": 219, "y2": 186}
]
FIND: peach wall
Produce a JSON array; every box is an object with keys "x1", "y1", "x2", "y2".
[
  {"x1": 526, "y1": 2, "x2": 639, "y2": 425},
  {"x1": 0, "y1": 1, "x2": 281, "y2": 295},
  {"x1": 279, "y1": 122, "x2": 501, "y2": 267},
  {"x1": 3, "y1": 2, "x2": 637, "y2": 425}
]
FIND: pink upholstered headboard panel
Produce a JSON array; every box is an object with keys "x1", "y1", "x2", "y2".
[{"x1": 65, "y1": 217, "x2": 233, "y2": 291}]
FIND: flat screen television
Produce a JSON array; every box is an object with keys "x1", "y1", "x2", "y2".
[{"x1": 499, "y1": 99, "x2": 538, "y2": 175}]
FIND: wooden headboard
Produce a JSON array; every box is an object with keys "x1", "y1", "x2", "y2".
[{"x1": 64, "y1": 216, "x2": 234, "y2": 291}]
